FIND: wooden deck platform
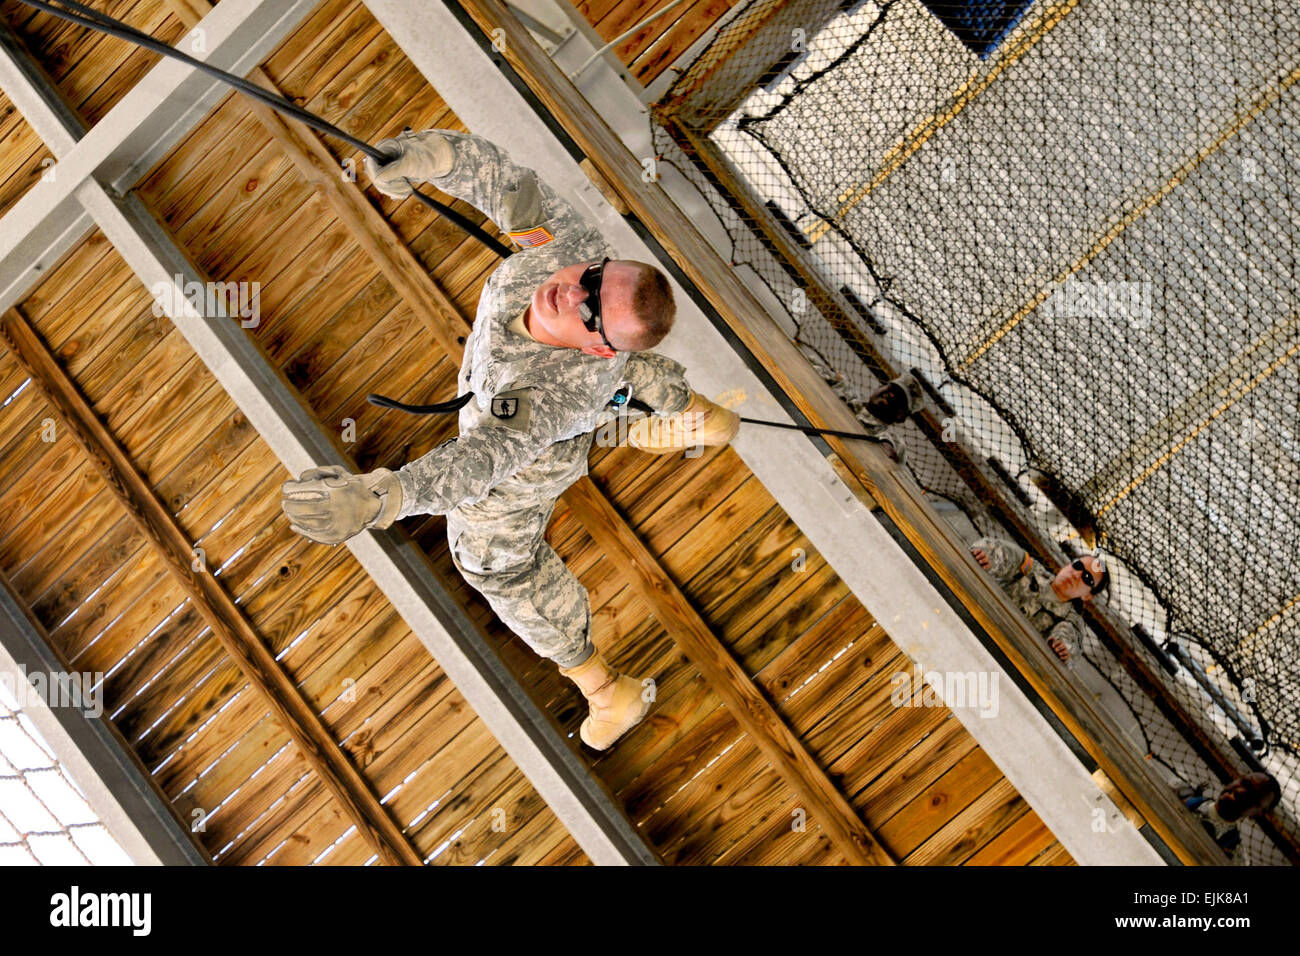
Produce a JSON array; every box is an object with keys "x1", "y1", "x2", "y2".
[{"x1": 0, "y1": 0, "x2": 1073, "y2": 865}]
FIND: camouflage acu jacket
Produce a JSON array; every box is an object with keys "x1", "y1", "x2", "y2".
[
  {"x1": 971, "y1": 534, "x2": 1089, "y2": 655},
  {"x1": 391, "y1": 131, "x2": 691, "y2": 516}
]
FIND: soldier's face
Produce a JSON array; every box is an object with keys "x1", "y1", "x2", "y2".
[
  {"x1": 1052, "y1": 554, "x2": 1103, "y2": 601},
  {"x1": 529, "y1": 260, "x2": 641, "y2": 357},
  {"x1": 1217, "y1": 772, "x2": 1276, "y2": 820}
]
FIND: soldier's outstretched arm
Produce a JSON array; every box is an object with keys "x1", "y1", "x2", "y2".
[
  {"x1": 620, "y1": 352, "x2": 740, "y2": 454},
  {"x1": 1046, "y1": 617, "x2": 1086, "y2": 662},
  {"x1": 280, "y1": 384, "x2": 584, "y2": 545},
  {"x1": 620, "y1": 351, "x2": 692, "y2": 415},
  {"x1": 364, "y1": 129, "x2": 598, "y2": 249},
  {"x1": 970, "y1": 535, "x2": 1029, "y2": 584},
  {"x1": 394, "y1": 384, "x2": 581, "y2": 518}
]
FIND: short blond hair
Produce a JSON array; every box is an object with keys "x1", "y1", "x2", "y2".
[{"x1": 619, "y1": 262, "x2": 675, "y2": 350}]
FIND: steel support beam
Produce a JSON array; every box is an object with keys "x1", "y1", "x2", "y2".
[{"x1": 0, "y1": 20, "x2": 91, "y2": 312}]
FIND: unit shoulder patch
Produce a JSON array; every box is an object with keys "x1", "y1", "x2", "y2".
[
  {"x1": 488, "y1": 386, "x2": 533, "y2": 432},
  {"x1": 492, "y1": 396, "x2": 520, "y2": 418}
]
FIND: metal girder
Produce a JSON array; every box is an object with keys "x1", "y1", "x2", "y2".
[
  {"x1": 0, "y1": 0, "x2": 321, "y2": 314},
  {"x1": 0, "y1": 0, "x2": 318, "y2": 317},
  {"x1": 0, "y1": 16, "x2": 92, "y2": 313}
]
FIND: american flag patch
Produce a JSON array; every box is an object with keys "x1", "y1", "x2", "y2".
[{"x1": 507, "y1": 225, "x2": 554, "y2": 247}]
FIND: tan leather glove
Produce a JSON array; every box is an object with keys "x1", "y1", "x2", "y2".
[
  {"x1": 625, "y1": 391, "x2": 740, "y2": 453},
  {"x1": 363, "y1": 129, "x2": 455, "y2": 200},
  {"x1": 280, "y1": 465, "x2": 403, "y2": 546}
]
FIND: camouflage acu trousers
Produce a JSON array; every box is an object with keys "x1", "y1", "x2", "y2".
[{"x1": 446, "y1": 462, "x2": 595, "y2": 669}]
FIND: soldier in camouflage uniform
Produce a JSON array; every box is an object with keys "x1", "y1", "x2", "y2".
[
  {"x1": 1179, "y1": 772, "x2": 1280, "y2": 864},
  {"x1": 968, "y1": 535, "x2": 1109, "y2": 663},
  {"x1": 280, "y1": 130, "x2": 739, "y2": 750}
]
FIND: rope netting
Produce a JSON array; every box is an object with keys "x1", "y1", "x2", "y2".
[
  {"x1": 0, "y1": 677, "x2": 131, "y2": 864},
  {"x1": 651, "y1": 0, "x2": 1299, "y2": 862}
]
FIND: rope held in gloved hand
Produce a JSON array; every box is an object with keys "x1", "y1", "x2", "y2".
[
  {"x1": 365, "y1": 390, "x2": 886, "y2": 444},
  {"x1": 14, "y1": 0, "x2": 514, "y2": 259},
  {"x1": 737, "y1": 417, "x2": 892, "y2": 442}
]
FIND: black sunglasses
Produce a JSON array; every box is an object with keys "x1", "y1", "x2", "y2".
[
  {"x1": 1071, "y1": 558, "x2": 1104, "y2": 591},
  {"x1": 577, "y1": 258, "x2": 615, "y2": 351}
]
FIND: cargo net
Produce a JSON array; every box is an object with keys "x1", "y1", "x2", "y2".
[
  {"x1": 652, "y1": 0, "x2": 1300, "y2": 861},
  {"x1": 0, "y1": 678, "x2": 131, "y2": 864}
]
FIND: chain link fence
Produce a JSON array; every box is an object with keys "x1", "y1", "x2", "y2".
[{"x1": 651, "y1": 0, "x2": 1299, "y2": 863}]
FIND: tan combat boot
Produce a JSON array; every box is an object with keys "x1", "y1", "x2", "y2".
[{"x1": 559, "y1": 651, "x2": 651, "y2": 751}]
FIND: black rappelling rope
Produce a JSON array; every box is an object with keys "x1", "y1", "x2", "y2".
[
  {"x1": 366, "y1": 391, "x2": 474, "y2": 415},
  {"x1": 366, "y1": 392, "x2": 891, "y2": 447},
  {"x1": 738, "y1": 417, "x2": 891, "y2": 442},
  {"x1": 15, "y1": 0, "x2": 514, "y2": 260},
  {"x1": 29, "y1": 0, "x2": 895, "y2": 446}
]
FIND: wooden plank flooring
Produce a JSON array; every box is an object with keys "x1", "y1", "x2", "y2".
[{"x1": 0, "y1": 0, "x2": 1074, "y2": 864}]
